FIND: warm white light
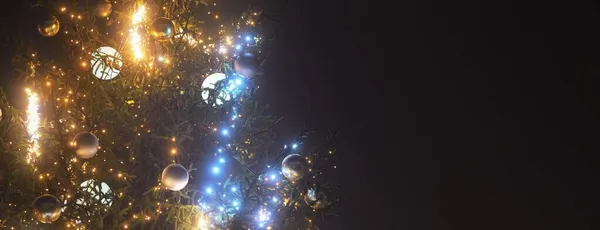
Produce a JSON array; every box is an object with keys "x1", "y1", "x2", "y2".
[
  {"x1": 26, "y1": 89, "x2": 40, "y2": 163},
  {"x1": 196, "y1": 212, "x2": 210, "y2": 229},
  {"x1": 130, "y1": 5, "x2": 146, "y2": 60},
  {"x1": 218, "y1": 46, "x2": 227, "y2": 54},
  {"x1": 131, "y1": 5, "x2": 145, "y2": 25},
  {"x1": 26, "y1": 89, "x2": 40, "y2": 136}
]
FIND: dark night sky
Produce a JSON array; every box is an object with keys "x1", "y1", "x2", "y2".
[{"x1": 3, "y1": 0, "x2": 600, "y2": 229}]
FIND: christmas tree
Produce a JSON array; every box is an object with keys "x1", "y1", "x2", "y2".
[{"x1": 0, "y1": 0, "x2": 338, "y2": 229}]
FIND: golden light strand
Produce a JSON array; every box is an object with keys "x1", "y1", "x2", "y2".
[
  {"x1": 130, "y1": 4, "x2": 146, "y2": 60},
  {"x1": 25, "y1": 88, "x2": 41, "y2": 164}
]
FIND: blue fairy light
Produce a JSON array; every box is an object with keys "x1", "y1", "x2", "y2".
[
  {"x1": 212, "y1": 166, "x2": 220, "y2": 174},
  {"x1": 206, "y1": 187, "x2": 213, "y2": 194},
  {"x1": 219, "y1": 158, "x2": 226, "y2": 163},
  {"x1": 245, "y1": 36, "x2": 252, "y2": 42},
  {"x1": 270, "y1": 173, "x2": 276, "y2": 180},
  {"x1": 231, "y1": 187, "x2": 237, "y2": 192},
  {"x1": 256, "y1": 208, "x2": 271, "y2": 227},
  {"x1": 221, "y1": 129, "x2": 229, "y2": 136},
  {"x1": 292, "y1": 143, "x2": 298, "y2": 149},
  {"x1": 236, "y1": 44, "x2": 242, "y2": 50},
  {"x1": 232, "y1": 200, "x2": 239, "y2": 207},
  {"x1": 218, "y1": 148, "x2": 223, "y2": 153},
  {"x1": 201, "y1": 203, "x2": 210, "y2": 210},
  {"x1": 272, "y1": 197, "x2": 278, "y2": 203}
]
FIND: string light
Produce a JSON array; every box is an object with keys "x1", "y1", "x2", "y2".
[
  {"x1": 6, "y1": 3, "x2": 327, "y2": 228},
  {"x1": 130, "y1": 4, "x2": 146, "y2": 60},
  {"x1": 25, "y1": 88, "x2": 41, "y2": 164}
]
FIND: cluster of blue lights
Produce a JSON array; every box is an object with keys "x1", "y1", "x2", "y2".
[
  {"x1": 218, "y1": 33, "x2": 258, "y2": 58},
  {"x1": 198, "y1": 76, "x2": 305, "y2": 228},
  {"x1": 200, "y1": 27, "x2": 311, "y2": 228},
  {"x1": 197, "y1": 69, "x2": 247, "y2": 227}
]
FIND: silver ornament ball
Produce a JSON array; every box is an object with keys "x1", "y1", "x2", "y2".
[
  {"x1": 161, "y1": 164, "x2": 189, "y2": 191},
  {"x1": 37, "y1": 15, "x2": 60, "y2": 37},
  {"x1": 73, "y1": 132, "x2": 99, "y2": 159},
  {"x1": 150, "y1": 17, "x2": 175, "y2": 41},
  {"x1": 234, "y1": 53, "x2": 259, "y2": 78},
  {"x1": 32, "y1": 194, "x2": 62, "y2": 224},
  {"x1": 304, "y1": 187, "x2": 328, "y2": 210},
  {"x1": 281, "y1": 154, "x2": 309, "y2": 181}
]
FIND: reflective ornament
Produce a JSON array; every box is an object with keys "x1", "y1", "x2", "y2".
[
  {"x1": 201, "y1": 73, "x2": 238, "y2": 106},
  {"x1": 234, "y1": 53, "x2": 259, "y2": 78},
  {"x1": 32, "y1": 194, "x2": 62, "y2": 224},
  {"x1": 73, "y1": 132, "x2": 99, "y2": 159},
  {"x1": 161, "y1": 164, "x2": 189, "y2": 191},
  {"x1": 90, "y1": 46, "x2": 122, "y2": 80},
  {"x1": 150, "y1": 17, "x2": 175, "y2": 41},
  {"x1": 304, "y1": 187, "x2": 328, "y2": 210},
  {"x1": 95, "y1": 1, "x2": 112, "y2": 18},
  {"x1": 0, "y1": 108, "x2": 2, "y2": 121},
  {"x1": 281, "y1": 154, "x2": 309, "y2": 181},
  {"x1": 76, "y1": 179, "x2": 113, "y2": 207},
  {"x1": 37, "y1": 15, "x2": 60, "y2": 37}
]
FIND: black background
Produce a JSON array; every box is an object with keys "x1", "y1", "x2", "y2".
[{"x1": 3, "y1": 0, "x2": 600, "y2": 229}]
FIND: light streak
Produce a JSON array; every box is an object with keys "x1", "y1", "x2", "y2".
[
  {"x1": 130, "y1": 4, "x2": 146, "y2": 60},
  {"x1": 25, "y1": 88, "x2": 41, "y2": 164}
]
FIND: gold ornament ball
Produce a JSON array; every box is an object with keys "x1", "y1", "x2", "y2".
[
  {"x1": 73, "y1": 132, "x2": 99, "y2": 159},
  {"x1": 32, "y1": 194, "x2": 62, "y2": 224},
  {"x1": 161, "y1": 164, "x2": 189, "y2": 191},
  {"x1": 150, "y1": 17, "x2": 175, "y2": 41},
  {"x1": 37, "y1": 15, "x2": 60, "y2": 37},
  {"x1": 95, "y1": 1, "x2": 112, "y2": 18},
  {"x1": 281, "y1": 154, "x2": 309, "y2": 181}
]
